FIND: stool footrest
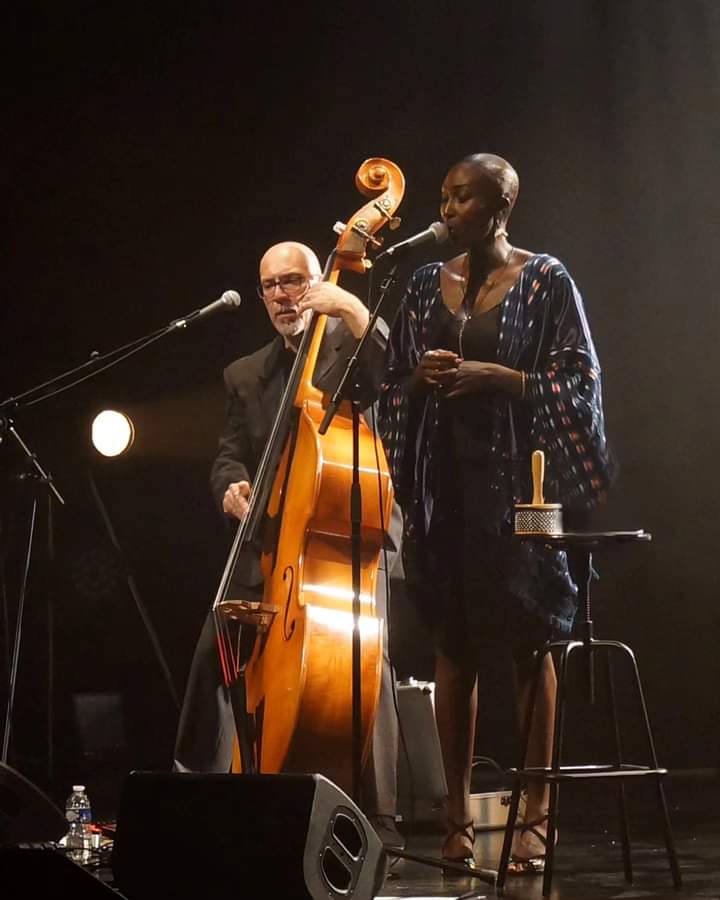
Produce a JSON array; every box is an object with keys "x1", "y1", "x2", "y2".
[{"x1": 509, "y1": 764, "x2": 667, "y2": 782}]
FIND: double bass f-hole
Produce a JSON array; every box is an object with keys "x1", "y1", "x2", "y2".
[{"x1": 281, "y1": 566, "x2": 295, "y2": 641}]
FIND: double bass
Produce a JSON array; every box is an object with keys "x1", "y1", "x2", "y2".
[{"x1": 212, "y1": 159, "x2": 405, "y2": 794}]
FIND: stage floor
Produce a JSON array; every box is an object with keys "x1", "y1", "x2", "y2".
[
  {"x1": 379, "y1": 770, "x2": 719, "y2": 898},
  {"x1": 51, "y1": 770, "x2": 720, "y2": 898}
]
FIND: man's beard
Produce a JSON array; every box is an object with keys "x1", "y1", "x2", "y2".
[
  {"x1": 273, "y1": 308, "x2": 309, "y2": 342},
  {"x1": 276, "y1": 319, "x2": 304, "y2": 339}
]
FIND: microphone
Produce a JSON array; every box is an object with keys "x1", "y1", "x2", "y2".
[
  {"x1": 376, "y1": 221, "x2": 449, "y2": 260},
  {"x1": 170, "y1": 290, "x2": 242, "y2": 329}
]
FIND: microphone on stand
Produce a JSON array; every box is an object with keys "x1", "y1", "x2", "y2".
[
  {"x1": 170, "y1": 290, "x2": 242, "y2": 329},
  {"x1": 376, "y1": 221, "x2": 449, "y2": 261}
]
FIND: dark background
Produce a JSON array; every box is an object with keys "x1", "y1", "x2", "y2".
[{"x1": 2, "y1": 1, "x2": 718, "y2": 814}]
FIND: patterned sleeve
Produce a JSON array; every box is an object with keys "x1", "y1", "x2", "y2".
[
  {"x1": 524, "y1": 259, "x2": 616, "y2": 509},
  {"x1": 378, "y1": 268, "x2": 427, "y2": 503}
]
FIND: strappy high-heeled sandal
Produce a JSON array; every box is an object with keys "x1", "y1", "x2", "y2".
[
  {"x1": 441, "y1": 819, "x2": 476, "y2": 868},
  {"x1": 508, "y1": 815, "x2": 556, "y2": 876}
]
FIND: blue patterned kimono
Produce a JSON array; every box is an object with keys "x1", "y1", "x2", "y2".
[{"x1": 379, "y1": 254, "x2": 614, "y2": 647}]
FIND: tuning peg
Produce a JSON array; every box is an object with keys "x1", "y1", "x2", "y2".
[{"x1": 373, "y1": 197, "x2": 402, "y2": 231}]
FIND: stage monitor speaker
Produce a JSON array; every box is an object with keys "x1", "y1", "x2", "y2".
[
  {"x1": 0, "y1": 845, "x2": 127, "y2": 898},
  {"x1": 0, "y1": 761, "x2": 67, "y2": 845},
  {"x1": 111, "y1": 771, "x2": 386, "y2": 900}
]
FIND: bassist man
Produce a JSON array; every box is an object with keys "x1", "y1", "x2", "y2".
[{"x1": 173, "y1": 241, "x2": 404, "y2": 852}]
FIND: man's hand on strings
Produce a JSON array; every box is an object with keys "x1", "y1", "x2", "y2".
[{"x1": 222, "y1": 480, "x2": 251, "y2": 520}]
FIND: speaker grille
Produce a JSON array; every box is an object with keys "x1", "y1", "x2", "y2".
[
  {"x1": 332, "y1": 811, "x2": 363, "y2": 858},
  {"x1": 321, "y1": 845, "x2": 353, "y2": 892},
  {"x1": 111, "y1": 771, "x2": 385, "y2": 900}
]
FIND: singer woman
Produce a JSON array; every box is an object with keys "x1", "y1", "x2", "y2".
[{"x1": 379, "y1": 153, "x2": 614, "y2": 873}]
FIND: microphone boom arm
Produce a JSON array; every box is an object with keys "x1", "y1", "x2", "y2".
[{"x1": 0, "y1": 291, "x2": 241, "y2": 415}]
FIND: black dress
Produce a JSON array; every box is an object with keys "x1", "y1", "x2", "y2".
[{"x1": 419, "y1": 303, "x2": 552, "y2": 658}]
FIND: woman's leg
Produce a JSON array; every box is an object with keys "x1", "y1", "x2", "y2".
[
  {"x1": 435, "y1": 648, "x2": 478, "y2": 858},
  {"x1": 511, "y1": 647, "x2": 557, "y2": 852}
]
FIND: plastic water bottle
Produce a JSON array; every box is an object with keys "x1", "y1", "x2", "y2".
[{"x1": 65, "y1": 784, "x2": 92, "y2": 863}]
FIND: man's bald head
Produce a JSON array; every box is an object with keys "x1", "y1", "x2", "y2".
[
  {"x1": 259, "y1": 242, "x2": 322, "y2": 282},
  {"x1": 258, "y1": 241, "x2": 322, "y2": 345}
]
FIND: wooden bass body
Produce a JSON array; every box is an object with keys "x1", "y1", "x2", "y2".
[{"x1": 231, "y1": 397, "x2": 394, "y2": 792}]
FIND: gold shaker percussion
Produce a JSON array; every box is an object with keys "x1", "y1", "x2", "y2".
[{"x1": 514, "y1": 449, "x2": 563, "y2": 536}]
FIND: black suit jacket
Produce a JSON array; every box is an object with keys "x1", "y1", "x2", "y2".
[{"x1": 210, "y1": 316, "x2": 403, "y2": 588}]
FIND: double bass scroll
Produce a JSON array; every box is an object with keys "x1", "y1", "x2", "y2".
[{"x1": 213, "y1": 158, "x2": 405, "y2": 793}]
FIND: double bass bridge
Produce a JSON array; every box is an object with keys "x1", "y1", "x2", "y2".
[{"x1": 216, "y1": 598, "x2": 279, "y2": 633}]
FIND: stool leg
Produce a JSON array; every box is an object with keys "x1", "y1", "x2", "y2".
[
  {"x1": 606, "y1": 651, "x2": 633, "y2": 883},
  {"x1": 623, "y1": 644, "x2": 682, "y2": 889},
  {"x1": 539, "y1": 641, "x2": 575, "y2": 896},
  {"x1": 497, "y1": 646, "x2": 547, "y2": 890},
  {"x1": 543, "y1": 779, "x2": 560, "y2": 898},
  {"x1": 551, "y1": 643, "x2": 575, "y2": 771},
  {"x1": 496, "y1": 776, "x2": 523, "y2": 892},
  {"x1": 654, "y1": 775, "x2": 683, "y2": 889}
]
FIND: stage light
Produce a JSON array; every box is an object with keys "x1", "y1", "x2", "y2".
[{"x1": 91, "y1": 410, "x2": 135, "y2": 457}]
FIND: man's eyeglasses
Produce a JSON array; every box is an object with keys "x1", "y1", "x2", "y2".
[{"x1": 257, "y1": 274, "x2": 310, "y2": 300}]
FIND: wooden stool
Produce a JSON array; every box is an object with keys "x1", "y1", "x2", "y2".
[{"x1": 496, "y1": 530, "x2": 682, "y2": 896}]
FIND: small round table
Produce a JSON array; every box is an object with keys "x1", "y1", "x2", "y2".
[{"x1": 495, "y1": 530, "x2": 682, "y2": 896}]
